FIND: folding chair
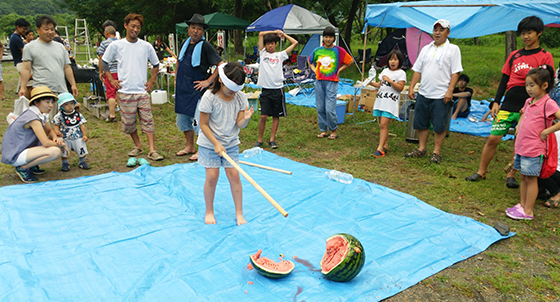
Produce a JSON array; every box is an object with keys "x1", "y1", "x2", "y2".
[
  {"x1": 354, "y1": 48, "x2": 372, "y2": 64},
  {"x1": 284, "y1": 55, "x2": 315, "y2": 97}
]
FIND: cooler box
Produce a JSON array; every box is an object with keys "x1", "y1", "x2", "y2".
[
  {"x1": 151, "y1": 90, "x2": 167, "y2": 104},
  {"x1": 336, "y1": 100, "x2": 346, "y2": 124}
]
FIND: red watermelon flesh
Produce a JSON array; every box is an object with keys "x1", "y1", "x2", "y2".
[
  {"x1": 250, "y1": 249, "x2": 294, "y2": 278},
  {"x1": 320, "y1": 236, "x2": 349, "y2": 272}
]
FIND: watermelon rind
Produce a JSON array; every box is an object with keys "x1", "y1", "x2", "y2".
[
  {"x1": 320, "y1": 233, "x2": 365, "y2": 282},
  {"x1": 250, "y1": 250, "x2": 294, "y2": 279}
]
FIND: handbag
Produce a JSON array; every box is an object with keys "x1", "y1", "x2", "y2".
[{"x1": 539, "y1": 99, "x2": 558, "y2": 179}]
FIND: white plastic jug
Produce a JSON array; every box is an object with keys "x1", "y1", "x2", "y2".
[{"x1": 151, "y1": 90, "x2": 168, "y2": 104}]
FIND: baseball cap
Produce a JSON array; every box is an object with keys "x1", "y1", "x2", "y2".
[{"x1": 433, "y1": 19, "x2": 451, "y2": 29}]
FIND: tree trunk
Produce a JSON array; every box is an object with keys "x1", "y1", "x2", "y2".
[
  {"x1": 342, "y1": 0, "x2": 361, "y2": 54},
  {"x1": 474, "y1": 37, "x2": 479, "y2": 45},
  {"x1": 505, "y1": 31, "x2": 517, "y2": 61},
  {"x1": 233, "y1": 0, "x2": 244, "y2": 55}
]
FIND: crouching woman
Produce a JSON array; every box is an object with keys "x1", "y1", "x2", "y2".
[{"x1": 1, "y1": 86, "x2": 68, "y2": 183}]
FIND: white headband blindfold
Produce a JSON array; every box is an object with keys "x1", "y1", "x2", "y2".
[{"x1": 218, "y1": 64, "x2": 244, "y2": 92}]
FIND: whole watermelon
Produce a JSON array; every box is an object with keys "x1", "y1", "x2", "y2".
[{"x1": 320, "y1": 233, "x2": 365, "y2": 282}]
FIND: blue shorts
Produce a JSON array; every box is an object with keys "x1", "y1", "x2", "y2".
[
  {"x1": 514, "y1": 154, "x2": 542, "y2": 176},
  {"x1": 413, "y1": 94, "x2": 452, "y2": 133},
  {"x1": 198, "y1": 145, "x2": 240, "y2": 169},
  {"x1": 372, "y1": 109, "x2": 397, "y2": 120},
  {"x1": 176, "y1": 108, "x2": 200, "y2": 133}
]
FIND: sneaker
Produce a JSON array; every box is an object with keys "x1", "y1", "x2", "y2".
[
  {"x1": 506, "y1": 204, "x2": 522, "y2": 215},
  {"x1": 15, "y1": 167, "x2": 38, "y2": 183},
  {"x1": 254, "y1": 141, "x2": 263, "y2": 148},
  {"x1": 61, "y1": 162, "x2": 70, "y2": 172},
  {"x1": 383, "y1": 147, "x2": 389, "y2": 154},
  {"x1": 465, "y1": 172, "x2": 486, "y2": 181},
  {"x1": 506, "y1": 177, "x2": 519, "y2": 189},
  {"x1": 404, "y1": 149, "x2": 427, "y2": 158},
  {"x1": 505, "y1": 206, "x2": 533, "y2": 220},
  {"x1": 268, "y1": 141, "x2": 278, "y2": 149},
  {"x1": 128, "y1": 147, "x2": 143, "y2": 157},
  {"x1": 430, "y1": 153, "x2": 442, "y2": 164},
  {"x1": 78, "y1": 162, "x2": 90, "y2": 170},
  {"x1": 29, "y1": 165, "x2": 45, "y2": 175},
  {"x1": 372, "y1": 150, "x2": 385, "y2": 158},
  {"x1": 147, "y1": 151, "x2": 164, "y2": 161}
]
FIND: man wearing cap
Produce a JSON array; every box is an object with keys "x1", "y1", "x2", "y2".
[
  {"x1": 406, "y1": 19, "x2": 463, "y2": 164},
  {"x1": 174, "y1": 13, "x2": 224, "y2": 161},
  {"x1": 102, "y1": 13, "x2": 164, "y2": 161}
]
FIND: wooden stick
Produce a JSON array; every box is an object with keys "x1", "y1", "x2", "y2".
[
  {"x1": 239, "y1": 161, "x2": 293, "y2": 175},
  {"x1": 221, "y1": 152, "x2": 288, "y2": 217}
]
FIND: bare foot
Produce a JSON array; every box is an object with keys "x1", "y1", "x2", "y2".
[
  {"x1": 205, "y1": 212, "x2": 216, "y2": 224},
  {"x1": 236, "y1": 214, "x2": 247, "y2": 226}
]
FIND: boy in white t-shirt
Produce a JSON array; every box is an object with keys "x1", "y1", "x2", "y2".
[{"x1": 254, "y1": 30, "x2": 298, "y2": 149}]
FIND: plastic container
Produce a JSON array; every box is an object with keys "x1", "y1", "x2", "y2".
[
  {"x1": 336, "y1": 100, "x2": 346, "y2": 124},
  {"x1": 325, "y1": 170, "x2": 353, "y2": 184},
  {"x1": 242, "y1": 147, "x2": 263, "y2": 158},
  {"x1": 151, "y1": 89, "x2": 168, "y2": 104}
]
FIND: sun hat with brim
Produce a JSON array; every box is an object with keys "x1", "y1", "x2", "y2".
[
  {"x1": 186, "y1": 13, "x2": 209, "y2": 29},
  {"x1": 58, "y1": 92, "x2": 77, "y2": 110},
  {"x1": 29, "y1": 86, "x2": 57, "y2": 106}
]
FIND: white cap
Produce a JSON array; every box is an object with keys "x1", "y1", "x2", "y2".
[{"x1": 433, "y1": 19, "x2": 451, "y2": 29}]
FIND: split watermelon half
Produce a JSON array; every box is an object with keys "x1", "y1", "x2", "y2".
[
  {"x1": 320, "y1": 233, "x2": 365, "y2": 282},
  {"x1": 250, "y1": 249, "x2": 295, "y2": 279}
]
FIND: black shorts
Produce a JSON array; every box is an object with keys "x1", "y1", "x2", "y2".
[{"x1": 260, "y1": 88, "x2": 287, "y2": 117}]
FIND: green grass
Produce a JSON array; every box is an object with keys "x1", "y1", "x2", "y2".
[{"x1": 1, "y1": 34, "x2": 560, "y2": 300}]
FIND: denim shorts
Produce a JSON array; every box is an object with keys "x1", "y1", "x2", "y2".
[
  {"x1": 514, "y1": 154, "x2": 542, "y2": 176},
  {"x1": 413, "y1": 94, "x2": 452, "y2": 133},
  {"x1": 176, "y1": 108, "x2": 200, "y2": 133},
  {"x1": 198, "y1": 145, "x2": 239, "y2": 169}
]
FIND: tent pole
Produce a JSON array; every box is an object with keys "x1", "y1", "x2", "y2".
[
  {"x1": 361, "y1": 28, "x2": 368, "y2": 82},
  {"x1": 244, "y1": 32, "x2": 247, "y2": 64}
]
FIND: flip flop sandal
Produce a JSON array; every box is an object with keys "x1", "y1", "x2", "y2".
[
  {"x1": 126, "y1": 157, "x2": 138, "y2": 167},
  {"x1": 176, "y1": 149, "x2": 193, "y2": 156},
  {"x1": 328, "y1": 134, "x2": 338, "y2": 140},
  {"x1": 137, "y1": 158, "x2": 150, "y2": 166},
  {"x1": 544, "y1": 199, "x2": 560, "y2": 208},
  {"x1": 317, "y1": 133, "x2": 328, "y2": 138}
]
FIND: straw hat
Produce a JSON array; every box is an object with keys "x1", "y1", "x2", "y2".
[
  {"x1": 186, "y1": 13, "x2": 209, "y2": 29},
  {"x1": 29, "y1": 86, "x2": 57, "y2": 106}
]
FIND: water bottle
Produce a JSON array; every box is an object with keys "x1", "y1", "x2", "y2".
[
  {"x1": 368, "y1": 66, "x2": 376, "y2": 78},
  {"x1": 325, "y1": 170, "x2": 354, "y2": 184},
  {"x1": 242, "y1": 147, "x2": 263, "y2": 158}
]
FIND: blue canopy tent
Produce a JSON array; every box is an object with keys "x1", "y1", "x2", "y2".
[
  {"x1": 246, "y1": 4, "x2": 337, "y2": 35},
  {"x1": 244, "y1": 4, "x2": 339, "y2": 64},
  {"x1": 364, "y1": 0, "x2": 560, "y2": 38}
]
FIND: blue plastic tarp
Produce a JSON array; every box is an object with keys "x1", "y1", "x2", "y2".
[
  {"x1": 365, "y1": 0, "x2": 560, "y2": 38},
  {"x1": 0, "y1": 152, "x2": 511, "y2": 301},
  {"x1": 450, "y1": 100, "x2": 514, "y2": 140}
]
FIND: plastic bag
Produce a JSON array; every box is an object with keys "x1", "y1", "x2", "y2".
[{"x1": 6, "y1": 96, "x2": 30, "y2": 125}]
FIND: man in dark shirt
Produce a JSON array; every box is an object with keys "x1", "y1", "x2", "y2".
[
  {"x1": 9, "y1": 18, "x2": 30, "y2": 97},
  {"x1": 152, "y1": 35, "x2": 176, "y2": 61},
  {"x1": 451, "y1": 74, "x2": 474, "y2": 119},
  {"x1": 174, "y1": 14, "x2": 223, "y2": 161}
]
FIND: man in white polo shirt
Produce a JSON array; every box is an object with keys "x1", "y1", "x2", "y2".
[{"x1": 405, "y1": 19, "x2": 463, "y2": 164}]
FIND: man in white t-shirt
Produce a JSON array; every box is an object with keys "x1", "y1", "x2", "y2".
[
  {"x1": 254, "y1": 30, "x2": 297, "y2": 149},
  {"x1": 102, "y1": 13, "x2": 163, "y2": 161},
  {"x1": 406, "y1": 19, "x2": 463, "y2": 164}
]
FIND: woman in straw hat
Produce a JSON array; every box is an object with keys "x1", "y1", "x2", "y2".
[{"x1": 1, "y1": 86, "x2": 68, "y2": 183}]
